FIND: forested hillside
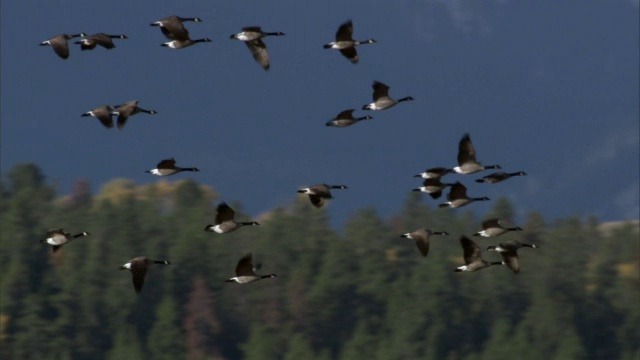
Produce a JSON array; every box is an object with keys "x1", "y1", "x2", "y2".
[{"x1": 1, "y1": 164, "x2": 638, "y2": 360}]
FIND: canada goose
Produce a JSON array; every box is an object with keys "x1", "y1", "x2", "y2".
[
  {"x1": 453, "y1": 133, "x2": 501, "y2": 174},
  {"x1": 438, "y1": 182, "x2": 490, "y2": 208},
  {"x1": 412, "y1": 178, "x2": 454, "y2": 199},
  {"x1": 161, "y1": 37, "x2": 212, "y2": 49},
  {"x1": 111, "y1": 100, "x2": 157, "y2": 129},
  {"x1": 40, "y1": 228, "x2": 90, "y2": 253},
  {"x1": 400, "y1": 229, "x2": 449, "y2": 257},
  {"x1": 225, "y1": 253, "x2": 276, "y2": 284},
  {"x1": 297, "y1": 184, "x2": 348, "y2": 208},
  {"x1": 150, "y1": 16, "x2": 201, "y2": 41},
  {"x1": 475, "y1": 171, "x2": 527, "y2": 184},
  {"x1": 473, "y1": 218, "x2": 523, "y2": 237},
  {"x1": 204, "y1": 202, "x2": 260, "y2": 233},
  {"x1": 454, "y1": 236, "x2": 504, "y2": 272},
  {"x1": 40, "y1": 33, "x2": 85, "y2": 59},
  {"x1": 120, "y1": 256, "x2": 171, "y2": 293},
  {"x1": 487, "y1": 240, "x2": 538, "y2": 273},
  {"x1": 323, "y1": 20, "x2": 376, "y2": 63},
  {"x1": 75, "y1": 33, "x2": 128, "y2": 50},
  {"x1": 362, "y1": 81, "x2": 414, "y2": 111},
  {"x1": 413, "y1": 167, "x2": 454, "y2": 179},
  {"x1": 81, "y1": 105, "x2": 115, "y2": 128},
  {"x1": 145, "y1": 158, "x2": 199, "y2": 176},
  {"x1": 230, "y1": 27, "x2": 285, "y2": 71},
  {"x1": 325, "y1": 109, "x2": 373, "y2": 127}
]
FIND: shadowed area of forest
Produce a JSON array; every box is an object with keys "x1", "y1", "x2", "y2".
[{"x1": 1, "y1": 164, "x2": 638, "y2": 360}]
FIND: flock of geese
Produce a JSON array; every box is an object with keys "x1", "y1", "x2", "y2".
[{"x1": 38, "y1": 17, "x2": 536, "y2": 294}]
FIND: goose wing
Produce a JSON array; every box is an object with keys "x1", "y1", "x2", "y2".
[
  {"x1": 245, "y1": 39, "x2": 270, "y2": 70},
  {"x1": 457, "y1": 134, "x2": 477, "y2": 165},
  {"x1": 336, "y1": 20, "x2": 354, "y2": 41},
  {"x1": 215, "y1": 202, "x2": 236, "y2": 224},
  {"x1": 460, "y1": 236, "x2": 482, "y2": 264},
  {"x1": 236, "y1": 254, "x2": 256, "y2": 276},
  {"x1": 482, "y1": 218, "x2": 501, "y2": 230},
  {"x1": 372, "y1": 81, "x2": 390, "y2": 101}
]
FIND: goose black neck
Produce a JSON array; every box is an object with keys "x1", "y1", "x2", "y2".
[
  {"x1": 398, "y1": 97, "x2": 414, "y2": 102},
  {"x1": 261, "y1": 274, "x2": 276, "y2": 279}
]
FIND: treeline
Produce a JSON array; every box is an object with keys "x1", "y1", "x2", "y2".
[{"x1": 1, "y1": 163, "x2": 638, "y2": 360}]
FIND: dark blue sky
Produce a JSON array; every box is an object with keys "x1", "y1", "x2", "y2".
[{"x1": 2, "y1": 1, "x2": 638, "y2": 225}]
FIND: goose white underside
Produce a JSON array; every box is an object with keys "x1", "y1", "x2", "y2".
[
  {"x1": 453, "y1": 166, "x2": 482, "y2": 175},
  {"x1": 234, "y1": 33, "x2": 259, "y2": 41},
  {"x1": 122, "y1": 263, "x2": 132, "y2": 270},
  {"x1": 327, "y1": 42, "x2": 353, "y2": 50},
  {"x1": 45, "y1": 237, "x2": 66, "y2": 246},
  {"x1": 211, "y1": 225, "x2": 225, "y2": 234},
  {"x1": 476, "y1": 231, "x2": 491, "y2": 237}
]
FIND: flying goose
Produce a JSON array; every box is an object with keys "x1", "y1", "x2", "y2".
[
  {"x1": 230, "y1": 27, "x2": 285, "y2": 71},
  {"x1": 475, "y1": 171, "x2": 527, "y2": 184},
  {"x1": 161, "y1": 37, "x2": 212, "y2": 49},
  {"x1": 325, "y1": 109, "x2": 373, "y2": 127},
  {"x1": 438, "y1": 182, "x2": 489, "y2": 208},
  {"x1": 413, "y1": 167, "x2": 454, "y2": 179},
  {"x1": 487, "y1": 240, "x2": 538, "y2": 273},
  {"x1": 120, "y1": 256, "x2": 171, "y2": 293},
  {"x1": 150, "y1": 15, "x2": 201, "y2": 41},
  {"x1": 40, "y1": 33, "x2": 86, "y2": 59},
  {"x1": 40, "y1": 228, "x2": 90, "y2": 253},
  {"x1": 225, "y1": 253, "x2": 276, "y2": 284},
  {"x1": 412, "y1": 178, "x2": 454, "y2": 199},
  {"x1": 323, "y1": 20, "x2": 376, "y2": 64},
  {"x1": 362, "y1": 81, "x2": 414, "y2": 111},
  {"x1": 473, "y1": 218, "x2": 523, "y2": 237},
  {"x1": 81, "y1": 105, "x2": 115, "y2": 128},
  {"x1": 75, "y1": 33, "x2": 128, "y2": 50},
  {"x1": 453, "y1": 133, "x2": 501, "y2": 174},
  {"x1": 204, "y1": 202, "x2": 260, "y2": 234},
  {"x1": 400, "y1": 228, "x2": 449, "y2": 257},
  {"x1": 454, "y1": 236, "x2": 504, "y2": 272},
  {"x1": 297, "y1": 184, "x2": 348, "y2": 208},
  {"x1": 111, "y1": 100, "x2": 157, "y2": 129},
  {"x1": 145, "y1": 158, "x2": 199, "y2": 176}
]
